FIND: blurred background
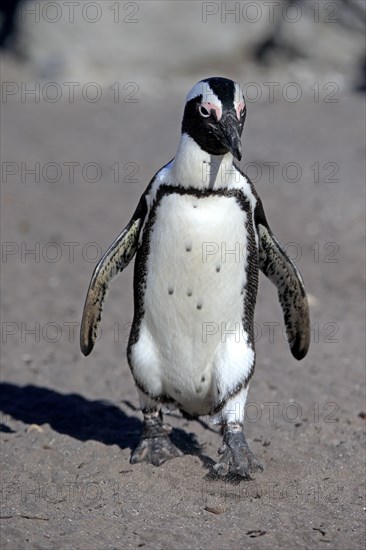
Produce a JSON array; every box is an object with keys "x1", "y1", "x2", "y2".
[
  {"x1": 1, "y1": 0, "x2": 365, "y2": 90},
  {"x1": 1, "y1": 1, "x2": 365, "y2": 549}
]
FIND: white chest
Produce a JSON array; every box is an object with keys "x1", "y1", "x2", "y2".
[
  {"x1": 146, "y1": 192, "x2": 248, "y2": 324},
  {"x1": 130, "y1": 192, "x2": 254, "y2": 411}
]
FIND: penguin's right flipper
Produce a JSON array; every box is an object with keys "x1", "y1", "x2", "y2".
[
  {"x1": 80, "y1": 197, "x2": 147, "y2": 356},
  {"x1": 254, "y1": 198, "x2": 310, "y2": 360}
]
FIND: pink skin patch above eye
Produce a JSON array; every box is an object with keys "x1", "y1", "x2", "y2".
[
  {"x1": 201, "y1": 101, "x2": 222, "y2": 121},
  {"x1": 235, "y1": 100, "x2": 245, "y2": 120}
]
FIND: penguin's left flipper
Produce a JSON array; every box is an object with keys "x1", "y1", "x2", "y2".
[
  {"x1": 80, "y1": 197, "x2": 147, "y2": 357},
  {"x1": 255, "y1": 198, "x2": 310, "y2": 360}
]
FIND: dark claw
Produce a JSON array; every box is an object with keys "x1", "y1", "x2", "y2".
[
  {"x1": 130, "y1": 434, "x2": 182, "y2": 466},
  {"x1": 130, "y1": 409, "x2": 182, "y2": 467},
  {"x1": 214, "y1": 427, "x2": 263, "y2": 479}
]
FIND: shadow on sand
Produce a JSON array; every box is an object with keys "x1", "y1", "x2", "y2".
[{"x1": 0, "y1": 382, "x2": 217, "y2": 471}]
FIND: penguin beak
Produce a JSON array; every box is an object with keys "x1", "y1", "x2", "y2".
[{"x1": 217, "y1": 116, "x2": 242, "y2": 161}]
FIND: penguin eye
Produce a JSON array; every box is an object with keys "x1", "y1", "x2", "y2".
[{"x1": 199, "y1": 105, "x2": 210, "y2": 118}]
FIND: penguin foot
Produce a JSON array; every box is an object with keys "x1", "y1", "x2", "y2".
[
  {"x1": 214, "y1": 425, "x2": 263, "y2": 479},
  {"x1": 130, "y1": 409, "x2": 182, "y2": 467},
  {"x1": 130, "y1": 434, "x2": 182, "y2": 466}
]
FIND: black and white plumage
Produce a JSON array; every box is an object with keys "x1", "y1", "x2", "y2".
[{"x1": 80, "y1": 77, "x2": 310, "y2": 477}]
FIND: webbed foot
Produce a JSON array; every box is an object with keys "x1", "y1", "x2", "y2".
[
  {"x1": 130, "y1": 409, "x2": 182, "y2": 466},
  {"x1": 214, "y1": 424, "x2": 263, "y2": 479}
]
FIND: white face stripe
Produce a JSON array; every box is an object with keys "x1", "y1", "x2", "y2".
[
  {"x1": 186, "y1": 81, "x2": 223, "y2": 109},
  {"x1": 233, "y1": 82, "x2": 242, "y2": 104},
  {"x1": 186, "y1": 80, "x2": 244, "y2": 119},
  {"x1": 233, "y1": 82, "x2": 245, "y2": 120}
]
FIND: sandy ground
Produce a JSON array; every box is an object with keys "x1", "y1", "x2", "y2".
[{"x1": 1, "y1": 3, "x2": 366, "y2": 549}]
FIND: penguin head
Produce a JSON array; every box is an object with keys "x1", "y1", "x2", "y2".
[{"x1": 181, "y1": 77, "x2": 246, "y2": 161}]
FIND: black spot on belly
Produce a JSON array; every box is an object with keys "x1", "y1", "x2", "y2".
[
  {"x1": 201, "y1": 376, "x2": 206, "y2": 383},
  {"x1": 187, "y1": 289, "x2": 193, "y2": 297},
  {"x1": 186, "y1": 245, "x2": 192, "y2": 252},
  {"x1": 196, "y1": 301, "x2": 203, "y2": 310},
  {"x1": 216, "y1": 265, "x2": 221, "y2": 273},
  {"x1": 168, "y1": 286, "x2": 174, "y2": 295}
]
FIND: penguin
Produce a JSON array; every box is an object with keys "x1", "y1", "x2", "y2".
[{"x1": 80, "y1": 77, "x2": 310, "y2": 478}]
